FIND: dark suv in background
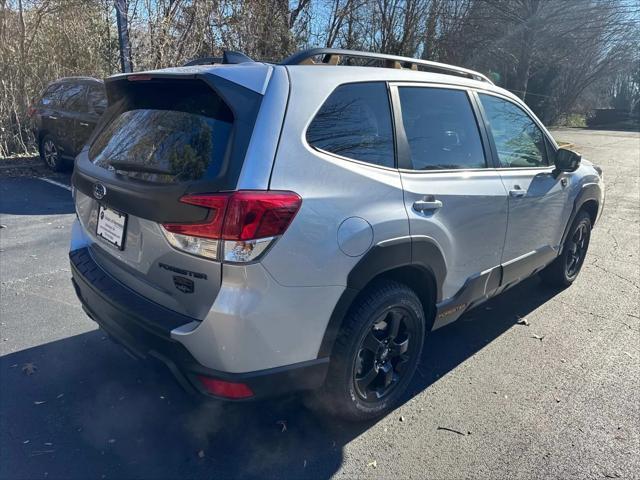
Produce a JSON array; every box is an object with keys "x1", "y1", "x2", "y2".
[{"x1": 30, "y1": 77, "x2": 106, "y2": 171}]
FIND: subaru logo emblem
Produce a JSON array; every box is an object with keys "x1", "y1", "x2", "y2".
[{"x1": 93, "y1": 183, "x2": 107, "y2": 200}]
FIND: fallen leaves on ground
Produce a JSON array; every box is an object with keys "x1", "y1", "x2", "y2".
[
  {"x1": 29, "y1": 450, "x2": 55, "y2": 457},
  {"x1": 531, "y1": 334, "x2": 545, "y2": 341},
  {"x1": 22, "y1": 363, "x2": 37, "y2": 375},
  {"x1": 517, "y1": 317, "x2": 530, "y2": 326},
  {"x1": 367, "y1": 460, "x2": 377, "y2": 468}
]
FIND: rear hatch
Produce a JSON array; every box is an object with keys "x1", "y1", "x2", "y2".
[{"x1": 72, "y1": 66, "x2": 267, "y2": 320}]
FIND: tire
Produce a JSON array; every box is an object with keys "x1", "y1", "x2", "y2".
[
  {"x1": 314, "y1": 280, "x2": 426, "y2": 421},
  {"x1": 40, "y1": 134, "x2": 65, "y2": 172},
  {"x1": 540, "y1": 210, "x2": 592, "y2": 288}
]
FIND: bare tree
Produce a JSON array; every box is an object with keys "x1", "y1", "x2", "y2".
[{"x1": 1, "y1": 0, "x2": 637, "y2": 157}]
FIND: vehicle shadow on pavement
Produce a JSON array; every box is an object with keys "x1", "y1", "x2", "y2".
[
  {"x1": 410, "y1": 276, "x2": 560, "y2": 400},
  {"x1": 0, "y1": 176, "x2": 74, "y2": 216},
  {"x1": 0, "y1": 277, "x2": 561, "y2": 480}
]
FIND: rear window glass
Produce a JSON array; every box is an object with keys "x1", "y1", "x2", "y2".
[
  {"x1": 40, "y1": 84, "x2": 63, "y2": 106},
  {"x1": 89, "y1": 80, "x2": 233, "y2": 183},
  {"x1": 306, "y1": 82, "x2": 395, "y2": 168}
]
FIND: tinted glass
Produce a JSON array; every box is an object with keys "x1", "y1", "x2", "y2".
[
  {"x1": 89, "y1": 110, "x2": 232, "y2": 183},
  {"x1": 479, "y1": 94, "x2": 548, "y2": 168},
  {"x1": 87, "y1": 85, "x2": 107, "y2": 114},
  {"x1": 306, "y1": 82, "x2": 394, "y2": 168},
  {"x1": 58, "y1": 83, "x2": 87, "y2": 112},
  {"x1": 398, "y1": 87, "x2": 486, "y2": 170},
  {"x1": 40, "y1": 84, "x2": 62, "y2": 106}
]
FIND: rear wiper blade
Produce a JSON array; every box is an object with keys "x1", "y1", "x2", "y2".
[{"x1": 108, "y1": 161, "x2": 172, "y2": 175}]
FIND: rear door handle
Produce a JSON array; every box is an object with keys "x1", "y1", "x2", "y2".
[
  {"x1": 48, "y1": 115, "x2": 58, "y2": 120},
  {"x1": 79, "y1": 122, "x2": 90, "y2": 127},
  {"x1": 509, "y1": 186, "x2": 525, "y2": 197},
  {"x1": 413, "y1": 198, "x2": 443, "y2": 212}
]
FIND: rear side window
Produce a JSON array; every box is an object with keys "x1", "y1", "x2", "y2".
[
  {"x1": 306, "y1": 82, "x2": 394, "y2": 168},
  {"x1": 398, "y1": 87, "x2": 486, "y2": 170},
  {"x1": 87, "y1": 85, "x2": 107, "y2": 114},
  {"x1": 89, "y1": 80, "x2": 233, "y2": 183},
  {"x1": 39, "y1": 84, "x2": 63, "y2": 106}
]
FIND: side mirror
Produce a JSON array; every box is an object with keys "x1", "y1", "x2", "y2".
[
  {"x1": 94, "y1": 104, "x2": 106, "y2": 116},
  {"x1": 554, "y1": 148, "x2": 581, "y2": 175}
]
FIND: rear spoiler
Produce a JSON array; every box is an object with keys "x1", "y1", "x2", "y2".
[{"x1": 183, "y1": 51, "x2": 255, "y2": 66}]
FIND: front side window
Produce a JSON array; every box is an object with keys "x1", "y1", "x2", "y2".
[
  {"x1": 58, "y1": 84, "x2": 87, "y2": 112},
  {"x1": 479, "y1": 93, "x2": 548, "y2": 168},
  {"x1": 398, "y1": 87, "x2": 486, "y2": 170},
  {"x1": 306, "y1": 82, "x2": 394, "y2": 168}
]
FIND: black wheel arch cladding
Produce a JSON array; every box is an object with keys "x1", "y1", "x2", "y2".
[
  {"x1": 559, "y1": 182, "x2": 601, "y2": 254},
  {"x1": 318, "y1": 236, "x2": 446, "y2": 358}
]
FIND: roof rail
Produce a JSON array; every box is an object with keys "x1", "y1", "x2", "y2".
[
  {"x1": 281, "y1": 48, "x2": 493, "y2": 84},
  {"x1": 183, "y1": 50, "x2": 254, "y2": 67}
]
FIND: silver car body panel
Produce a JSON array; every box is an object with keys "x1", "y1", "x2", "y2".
[
  {"x1": 262, "y1": 66, "x2": 413, "y2": 288},
  {"x1": 497, "y1": 166, "x2": 573, "y2": 262},
  {"x1": 400, "y1": 169, "x2": 508, "y2": 299},
  {"x1": 108, "y1": 62, "x2": 274, "y2": 95},
  {"x1": 236, "y1": 66, "x2": 289, "y2": 190},
  {"x1": 74, "y1": 190, "x2": 222, "y2": 320},
  {"x1": 172, "y1": 262, "x2": 343, "y2": 372}
]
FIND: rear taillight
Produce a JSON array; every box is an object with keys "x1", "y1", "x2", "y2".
[{"x1": 161, "y1": 190, "x2": 301, "y2": 263}]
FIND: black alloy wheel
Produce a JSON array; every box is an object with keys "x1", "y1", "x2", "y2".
[
  {"x1": 41, "y1": 135, "x2": 63, "y2": 172},
  {"x1": 540, "y1": 210, "x2": 592, "y2": 288},
  {"x1": 565, "y1": 221, "x2": 589, "y2": 279},
  {"x1": 312, "y1": 280, "x2": 426, "y2": 421},
  {"x1": 353, "y1": 307, "x2": 417, "y2": 402}
]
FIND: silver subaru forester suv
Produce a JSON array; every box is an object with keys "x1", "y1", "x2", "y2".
[{"x1": 69, "y1": 49, "x2": 604, "y2": 421}]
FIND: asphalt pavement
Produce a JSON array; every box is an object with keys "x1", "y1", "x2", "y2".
[{"x1": 0, "y1": 128, "x2": 638, "y2": 479}]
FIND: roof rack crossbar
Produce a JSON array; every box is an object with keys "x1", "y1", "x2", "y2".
[{"x1": 281, "y1": 48, "x2": 493, "y2": 84}]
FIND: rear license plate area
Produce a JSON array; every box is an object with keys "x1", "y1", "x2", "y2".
[{"x1": 96, "y1": 205, "x2": 127, "y2": 250}]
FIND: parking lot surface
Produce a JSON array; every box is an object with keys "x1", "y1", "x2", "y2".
[{"x1": 1, "y1": 128, "x2": 638, "y2": 479}]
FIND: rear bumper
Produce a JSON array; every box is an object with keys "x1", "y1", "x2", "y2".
[{"x1": 70, "y1": 247, "x2": 328, "y2": 400}]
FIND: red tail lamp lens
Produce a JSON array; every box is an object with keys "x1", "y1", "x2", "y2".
[
  {"x1": 162, "y1": 194, "x2": 228, "y2": 240},
  {"x1": 162, "y1": 191, "x2": 301, "y2": 241},
  {"x1": 222, "y1": 191, "x2": 302, "y2": 241},
  {"x1": 197, "y1": 376, "x2": 254, "y2": 399}
]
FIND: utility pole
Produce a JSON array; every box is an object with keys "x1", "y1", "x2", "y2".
[{"x1": 114, "y1": 0, "x2": 133, "y2": 73}]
